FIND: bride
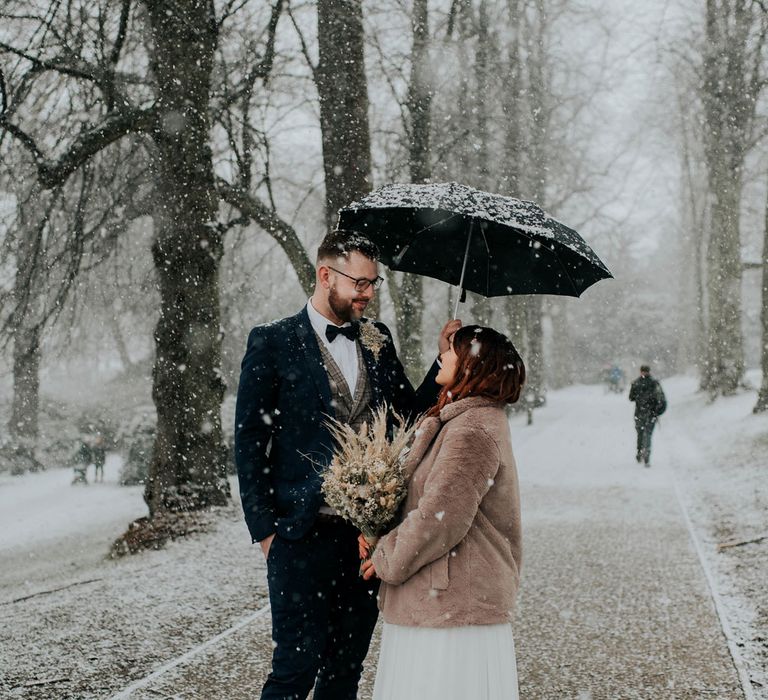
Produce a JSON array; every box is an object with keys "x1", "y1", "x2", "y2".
[{"x1": 360, "y1": 324, "x2": 525, "y2": 700}]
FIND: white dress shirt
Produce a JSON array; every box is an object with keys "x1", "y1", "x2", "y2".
[{"x1": 307, "y1": 298, "x2": 360, "y2": 394}]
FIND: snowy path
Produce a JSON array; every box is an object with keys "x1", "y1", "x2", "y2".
[
  {"x1": 509, "y1": 384, "x2": 745, "y2": 699},
  {"x1": 1, "y1": 381, "x2": 763, "y2": 699}
]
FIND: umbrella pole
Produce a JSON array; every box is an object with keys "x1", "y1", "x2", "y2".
[{"x1": 453, "y1": 221, "x2": 473, "y2": 319}]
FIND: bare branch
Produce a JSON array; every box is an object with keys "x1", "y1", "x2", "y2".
[
  {"x1": 0, "y1": 38, "x2": 101, "y2": 86},
  {"x1": 214, "y1": 0, "x2": 284, "y2": 120},
  {"x1": 216, "y1": 178, "x2": 315, "y2": 295},
  {"x1": 217, "y1": 0, "x2": 253, "y2": 28},
  {"x1": 109, "y1": 0, "x2": 132, "y2": 67},
  {"x1": 2, "y1": 105, "x2": 156, "y2": 188},
  {"x1": 287, "y1": 1, "x2": 319, "y2": 81},
  {"x1": 0, "y1": 68, "x2": 45, "y2": 160}
]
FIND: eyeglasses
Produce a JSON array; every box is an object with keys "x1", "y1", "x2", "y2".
[{"x1": 327, "y1": 266, "x2": 384, "y2": 292}]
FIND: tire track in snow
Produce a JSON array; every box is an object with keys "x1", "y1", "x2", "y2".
[{"x1": 106, "y1": 604, "x2": 271, "y2": 700}]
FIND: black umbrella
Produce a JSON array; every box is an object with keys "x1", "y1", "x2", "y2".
[{"x1": 338, "y1": 182, "x2": 612, "y2": 318}]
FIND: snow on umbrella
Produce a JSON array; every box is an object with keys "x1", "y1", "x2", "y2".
[{"x1": 337, "y1": 182, "x2": 612, "y2": 317}]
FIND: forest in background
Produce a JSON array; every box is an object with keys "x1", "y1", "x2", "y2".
[{"x1": 0, "y1": 0, "x2": 766, "y2": 541}]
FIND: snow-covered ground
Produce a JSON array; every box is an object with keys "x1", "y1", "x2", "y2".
[
  {"x1": 1, "y1": 376, "x2": 766, "y2": 699},
  {"x1": 0, "y1": 454, "x2": 142, "y2": 552},
  {"x1": 662, "y1": 373, "x2": 768, "y2": 695},
  {"x1": 0, "y1": 454, "x2": 146, "y2": 593}
]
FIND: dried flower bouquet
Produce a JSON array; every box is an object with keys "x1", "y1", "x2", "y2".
[{"x1": 321, "y1": 405, "x2": 418, "y2": 557}]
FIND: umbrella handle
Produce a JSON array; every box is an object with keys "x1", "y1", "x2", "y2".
[{"x1": 453, "y1": 221, "x2": 474, "y2": 320}]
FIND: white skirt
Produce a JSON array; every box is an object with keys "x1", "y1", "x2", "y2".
[{"x1": 372, "y1": 622, "x2": 519, "y2": 700}]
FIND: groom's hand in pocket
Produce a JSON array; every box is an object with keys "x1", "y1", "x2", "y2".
[{"x1": 259, "y1": 533, "x2": 276, "y2": 559}]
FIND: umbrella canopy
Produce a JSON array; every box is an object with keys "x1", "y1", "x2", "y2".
[{"x1": 338, "y1": 182, "x2": 612, "y2": 304}]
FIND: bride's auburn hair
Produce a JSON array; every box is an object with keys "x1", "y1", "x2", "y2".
[{"x1": 428, "y1": 325, "x2": 526, "y2": 417}]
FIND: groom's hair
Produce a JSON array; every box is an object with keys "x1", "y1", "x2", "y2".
[{"x1": 317, "y1": 229, "x2": 380, "y2": 263}]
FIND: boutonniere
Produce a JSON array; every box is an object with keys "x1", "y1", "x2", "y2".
[{"x1": 359, "y1": 320, "x2": 388, "y2": 361}]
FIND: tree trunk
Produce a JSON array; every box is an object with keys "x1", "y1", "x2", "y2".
[
  {"x1": 675, "y1": 94, "x2": 705, "y2": 375},
  {"x1": 6, "y1": 188, "x2": 48, "y2": 472},
  {"x1": 475, "y1": 0, "x2": 491, "y2": 191},
  {"x1": 387, "y1": 0, "x2": 430, "y2": 382},
  {"x1": 7, "y1": 324, "x2": 42, "y2": 473},
  {"x1": 407, "y1": 0, "x2": 431, "y2": 186},
  {"x1": 9, "y1": 325, "x2": 41, "y2": 444},
  {"x1": 702, "y1": 166, "x2": 744, "y2": 394},
  {"x1": 754, "y1": 181, "x2": 768, "y2": 412},
  {"x1": 524, "y1": 296, "x2": 545, "y2": 407},
  {"x1": 387, "y1": 270, "x2": 425, "y2": 384},
  {"x1": 316, "y1": 0, "x2": 372, "y2": 230},
  {"x1": 698, "y1": 0, "x2": 760, "y2": 395},
  {"x1": 521, "y1": 0, "x2": 549, "y2": 409},
  {"x1": 504, "y1": 296, "x2": 532, "y2": 421},
  {"x1": 498, "y1": 0, "x2": 531, "y2": 384},
  {"x1": 501, "y1": 0, "x2": 524, "y2": 197},
  {"x1": 695, "y1": 201, "x2": 709, "y2": 388},
  {"x1": 142, "y1": 0, "x2": 229, "y2": 515},
  {"x1": 504, "y1": 296, "x2": 527, "y2": 350},
  {"x1": 547, "y1": 297, "x2": 572, "y2": 389},
  {"x1": 463, "y1": 3, "x2": 495, "y2": 327},
  {"x1": 104, "y1": 294, "x2": 136, "y2": 373}
]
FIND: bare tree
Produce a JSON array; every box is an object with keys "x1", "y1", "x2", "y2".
[
  {"x1": 700, "y1": 0, "x2": 768, "y2": 395},
  {"x1": 0, "y1": 143, "x2": 139, "y2": 472},
  {"x1": 212, "y1": 0, "x2": 317, "y2": 295},
  {"x1": 1, "y1": 2, "x2": 237, "y2": 524}
]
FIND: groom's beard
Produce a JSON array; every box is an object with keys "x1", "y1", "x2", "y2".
[{"x1": 328, "y1": 285, "x2": 368, "y2": 322}]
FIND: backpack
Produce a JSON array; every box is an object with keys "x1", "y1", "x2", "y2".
[{"x1": 653, "y1": 382, "x2": 667, "y2": 416}]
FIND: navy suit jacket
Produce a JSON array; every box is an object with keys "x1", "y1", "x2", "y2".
[{"x1": 234, "y1": 306, "x2": 440, "y2": 543}]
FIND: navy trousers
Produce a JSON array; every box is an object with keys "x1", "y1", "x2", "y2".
[
  {"x1": 261, "y1": 518, "x2": 379, "y2": 700},
  {"x1": 635, "y1": 415, "x2": 657, "y2": 463}
]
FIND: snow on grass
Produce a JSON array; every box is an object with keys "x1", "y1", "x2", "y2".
[
  {"x1": 660, "y1": 371, "x2": 768, "y2": 696},
  {"x1": 0, "y1": 453, "x2": 144, "y2": 554}
]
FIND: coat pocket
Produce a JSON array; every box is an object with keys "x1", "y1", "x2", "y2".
[{"x1": 429, "y1": 553, "x2": 450, "y2": 590}]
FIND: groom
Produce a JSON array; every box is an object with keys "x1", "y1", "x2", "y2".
[{"x1": 235, "y1": 230, "x2": 459, "y2": 700}]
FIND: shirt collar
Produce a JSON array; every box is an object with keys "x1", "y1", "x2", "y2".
[{"x1": 307, "y1": 297, "x2": 351, "y2": 339}]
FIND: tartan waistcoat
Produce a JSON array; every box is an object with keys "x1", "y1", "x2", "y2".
[{"x1": 314, "y1": 333, "x2": 374, "y2": 432}]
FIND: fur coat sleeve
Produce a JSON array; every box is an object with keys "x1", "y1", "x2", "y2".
[{"x1": 372, "y1": 422, "x2": 501, "y2": 586}]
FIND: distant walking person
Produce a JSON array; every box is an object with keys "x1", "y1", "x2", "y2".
[
  {"x1": 92, "y1": 435, "x2": 106, "y2": 482},
  {"x1": 629, "y1": 365, "x2": 666, "y2": 466},
  {"x1": 72, "y1": 439, "x2": 91, "y2": 485}
]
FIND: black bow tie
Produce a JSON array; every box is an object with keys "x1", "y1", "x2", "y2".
[{"x1": 326, "y1": 323, "x2": 359, "y2": 343}]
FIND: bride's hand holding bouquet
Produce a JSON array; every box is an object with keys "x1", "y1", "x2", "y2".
[{"x1": 321, "y1": 404, "x2": 418, "y2": 576}]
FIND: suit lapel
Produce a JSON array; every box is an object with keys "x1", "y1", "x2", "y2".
[
  {"x1": 294, "y1": 307, "x2": 335, "y2": 417},
  {"x1": 358, "y1": 333, "x2": 384, "y2": 407},
  {"x1": 348, "y1": 343, "x2": 369, "y2": 420}
]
